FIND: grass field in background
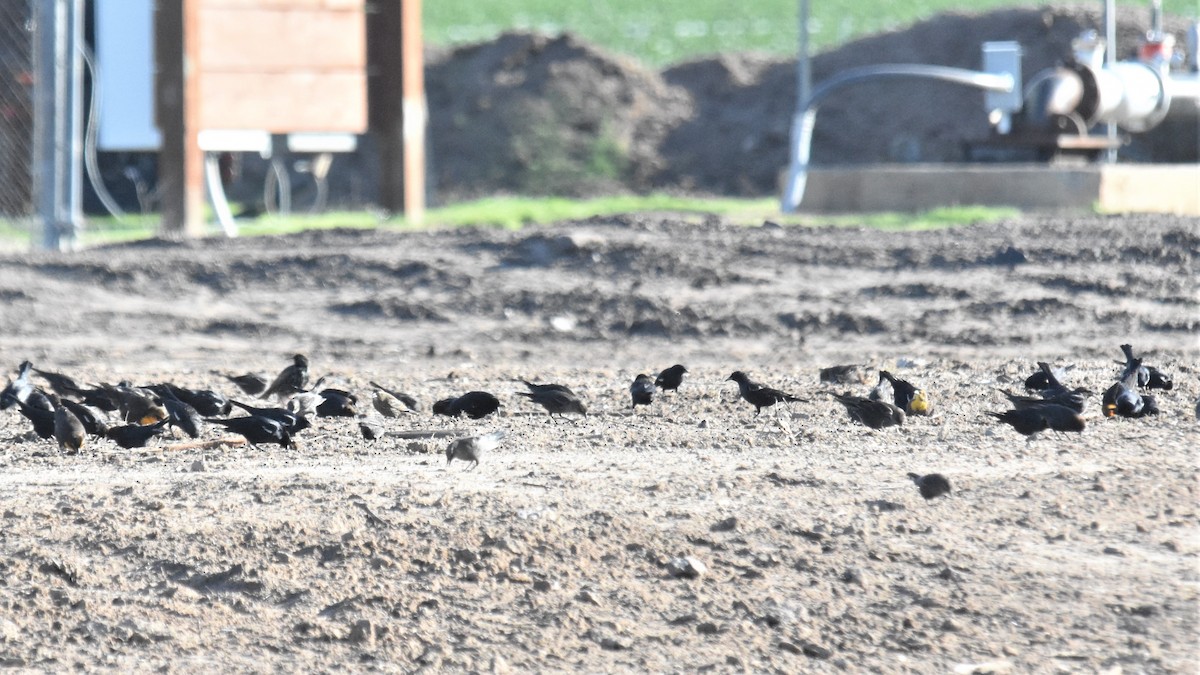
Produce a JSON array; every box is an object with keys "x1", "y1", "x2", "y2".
[
  {"x1": 0, "y1": 198, "x2": 1019, "y2": 249},
  {"x1": 425, "y1": 0, "x2": 1194, "y2": 66}
]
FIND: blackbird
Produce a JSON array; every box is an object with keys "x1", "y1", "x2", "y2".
[
  {"x1": 32, "y1": 367, "x2": 86, "y2": 397},
  {"x1": 53, "y1": 399, "x2": 86, "y2": 454},
  {"x1": 999, "y1": 388, "x2": 1087, "y2": 415},
  {"x1": 1102, "y1": 362, "x2": 1146, "y2": 418},
  {"x1": 654, "y1": 365, "x2": 688, "y2": 392},
  {"x1": 630, "y1": 374, "x2": 655, "y2": 409},
  {"x1": 315, "y1": 387, "x2": 357, "y2": 418},
  {"x1": 880, "y1": 371, "x2": 930, "y2": 416},
  {"x1": 59, "y1": 398, "x2": 108, "y2": 438},
  {"x1": 154, "y1": 383, "x2": 231, "y2": 417},
  {"x1": 446, "y1": 430, "x2": 505, "y2": 470},
  {"x1": 907, "y1": 473, "x2": 952, "y2": 500},
  {"x1": 207, "y1": 415, "x2": 295, "y2": 448},
  {"x1": 106, "y1": 419, "x2": 169, "y2": 449},
  {"x1": 105, "y1": 383, "x2": 167, "y2": 425},
  {"x1": 229, "y1": 400, "x2": 311, "y2": 434},
  {"x1": 1024, "y1": 363, "x2": 1073, "y2": 391},
  {"x1": 24, "y1": 389, "x2": 54, "y2": 412},
  {"x1": 987, "y1": 404, "x2": 1085, "y2": 438},
  {"x1": 17, "y1": 399, "x2": 56, "y2": 439},
  {"x1": 369, "y1": 381, "x2": 419, "y2": 414},
  {"x1": 262, "y1": 354, "x2": 309, "y2": 400},
  {"x1": 434, "y1": 391, "x2": 502, "y2": 419},
  {"x1": 1119, "y1": 344, "x2": 1173, "y2": 390},
  {"x1": 518, "y1": 388, "x2": 587, "y2": 419},
  {"x1": 727, "y1": 371, "x2": 802, "y2": 415},
  {"x1": 833, "y1": 393, "x2": 905, "y2": 429},
  {"x1": 0, "y1": 361, "x2": 34, "y2": 410},
  {"x1": 159, "y1": 391, "x2": 203, "y2": 439},
  {"x1": 226, "y1": 373, "x2": 268, "y2": 397}
]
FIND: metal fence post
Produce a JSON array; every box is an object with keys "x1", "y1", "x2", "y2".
[{"x1": 33, "y1": 0, "x2": 84, "y2": 250}]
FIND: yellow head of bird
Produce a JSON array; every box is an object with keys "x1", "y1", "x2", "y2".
[{"x1": 908, "y1": 389, "x2": 931, "y2": 415}]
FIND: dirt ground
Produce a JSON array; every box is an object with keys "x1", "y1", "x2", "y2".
[{"x1": 0, "y1": 212, "x2": 1197, "y2": 672}]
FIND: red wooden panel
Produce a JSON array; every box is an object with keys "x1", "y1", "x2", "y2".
[
  {"x1": 198, "y1": 7, "x2": 365, "y2": 71},
  {"x1": 198, "y1": 72, "x2": 367, "y2": 132}
]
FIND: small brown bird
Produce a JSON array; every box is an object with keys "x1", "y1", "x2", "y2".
[
  {"x1": 358, "y1": 419, "x2": 384, "y2": 441},
  {"x1": 369, "y1": 381, "x2": 418, "y2": 415},
  {"x1": 907, "y1": 473, "x2": 951, "y2": 500},
  {"x1": 262, "y1": 354, "x2": 309, "y2": 400},
  {"x1": 518, "y1": 388, "x2": 587, "y2": 419},
  {"x1": 226, "y1": 372, "x2": 268, "y2": 397},
  {"x1": 446, "y1": 430, "x2": 505, "y2": 470},
  {"x1": 833, "y1": 393, "x2": 905, "y2": 429},
  {"x1": 53, "y1": 399, "x2": 86, "y2": 454}
]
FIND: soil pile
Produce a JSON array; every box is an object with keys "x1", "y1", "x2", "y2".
[{"x1": 421, "y1": 5, "x2": 1195, "y2": 200}]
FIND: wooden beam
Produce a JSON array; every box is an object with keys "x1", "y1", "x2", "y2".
[
  {"x1": 155, "y1": 0, "x2": 204, "y2": 238},
  {"x1": 368, "y1": 0, "x2": 425, "y2": 221}
]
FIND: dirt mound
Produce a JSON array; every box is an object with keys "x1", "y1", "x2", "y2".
[
  {"x1": 421, "y1": 6, "x2": 1195, "y2": 200},
  {"x1": 427, "y1": 32, "x2": 692, "y2": 199}
]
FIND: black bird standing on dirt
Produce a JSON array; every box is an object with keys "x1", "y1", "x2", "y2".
[
  {"x1": 53, "y1": 399, "x2": 86, "y2": 454},
  {"x1": 0, "y1": 361, "x2": 34, "y2": 410},
  {"x1": 1102, "y1": 361, "x2": 1158, "y2": 419},
  {"x1": 207, "y1": 415, "x2": 295, "y2": 449},
  {"x1": 16, "y1": 398, "x2": 56, "y2": 439},
  {"x1": 999, "y1": 388, "x2": 1087, "y2": 415},
  {"x1": 907, "y1": 472, "x2": 952, "y2": 500},
  {"x1": 1118, "y1": 344, "x2": 1173, "y2": 390},
  {"x1": 262, "y1": 354, "x2": 309, "y2": 400},
  {"x1": 314, "y1": 386, "x2": 357, "y2": 418},
  {"x1": 433, "y1": 391, "x2": 502, "y2": 419},
  {"x1": 151, "y1": 381, "x2": 230, "y2": 417},
  {"x1": 1024, "y1": 363, "x2": 1073, "y2": 391},
  {"x1": 986, "y1": 404, "x2": 1084, "y2": 439},
  {"x1": 630, "y1": 374, "x2": 655, "y2": 409},
  {"x1": 727, "y1": 371, "x2": 802, "y2": 415},
  {"x1": 59, "y1": 398, "x2": 108, "y2": 438},
  {"x1": 158, "y1": 389, "x2": 203, "y2": 439},
  {"x1": 106, "y1": 419, "x2": 169, "y2": 449},
  {"x1": 654, "y1": 365, "x2": 688, "y2": 393},
  {"x1": 229, "y1": 399, "x2": 311, "y2": 434},
  {"x1": 879, "y1": 371, "x2": 931, "y2": 416},
  {"x1": 833, "y1": 393, "x2": 905, "y2": 429},
  {"x1": 226, "y1": 372, "x2": 268, "y2": 398},
  {"x1": 518, "y1": 388, "x2": 587, "y2": 419}
]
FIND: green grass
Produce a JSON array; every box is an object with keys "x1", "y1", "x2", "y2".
[
  {"x1": 0, "y1": 197, "x2": 1020, "y2": 248},
  {"x1": 425, "y1": 0, "x2": 1196, "y2": 67}
]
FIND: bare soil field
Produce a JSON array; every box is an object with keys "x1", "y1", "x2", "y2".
[{"x1": 0, "y1": 212, "x2": 1196, "y2": 672}]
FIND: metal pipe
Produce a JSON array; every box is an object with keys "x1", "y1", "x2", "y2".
[
  {"x1": 1104, "y1": 0, "x2": 1118, "y2": 162},
  {"x1": 781, "y1": 64, "x2": 1015, "y2": 212}
]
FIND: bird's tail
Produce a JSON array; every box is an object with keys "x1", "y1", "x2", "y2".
[{"x1": 1119, "y1": 343, "x2": 1135, "y2": 363}]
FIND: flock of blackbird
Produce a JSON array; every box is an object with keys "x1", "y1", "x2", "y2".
[{"x1": 0, "y1": 343, "x2": 1182, "y2": 503}]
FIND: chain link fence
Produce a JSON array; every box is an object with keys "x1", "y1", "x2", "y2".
[{"x1": 0, "y1": 0, "x2": 34, "y2": 232}]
